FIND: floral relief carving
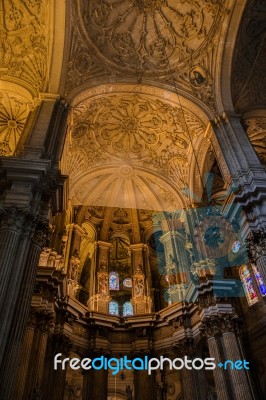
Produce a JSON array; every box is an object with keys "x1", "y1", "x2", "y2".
[
  {"x1": 0, "y1": 91, "x2": 30, "y2": 156},
  {"x1": 77, "y1": 0, "x2": 221, "y2": 77},
  {"x1": 70, "y1": 94, "x2": 205, "y2": 163},
  {"x1": 63, "y1": 89, "x2": 208, "y2": 210},
  {"x1": 0, "y1": 0, "x2": 48, "y2": 95}
]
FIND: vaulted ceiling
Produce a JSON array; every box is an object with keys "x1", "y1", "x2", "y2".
[
  {"x1": 64, "y1": 0, "x2": 227, "y2": 110},
  {"x1": 62, "y1": 84, "x2": 212, "y2": 211},
  {"x1": 61, "y1": 0, "x2": 246, "y2": 211}
]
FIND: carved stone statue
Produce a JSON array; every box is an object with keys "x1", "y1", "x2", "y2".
[
  {"x1": 98, "y1": 275, "x2": 108, "y2": 295},
  {"x1": 135, "y1": 277, "x2": 144, "y2": 297}
]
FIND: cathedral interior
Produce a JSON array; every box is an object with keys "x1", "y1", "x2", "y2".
[{"x1": 1, "y1": 0, "x2": 266, "y2": 399}]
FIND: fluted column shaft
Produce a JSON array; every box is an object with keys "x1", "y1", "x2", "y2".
[
  {"x1": 207, "y1": 336, "x2": 231, "y2": 400},
  {"x1": 14, "y1": 325, "x2": 35, "y2": 399},
  {"x1": 82, "y1": 368, "x2": 108, "y2": 400},
  {"x1": 180, "y1": 367, "x2": 197, "y2": 400},
  {"x1": 134, "y1": 369, "x2": 156, "y2": 400},
  {"x1": 41, "y1": 334, "x2": 71, "y2": 400},
  {"x1": 222, "y1": 332, "x2": 254, "y2": 400},
  {"x1": 175, "y1": 339, "x2": 207, "y2": 400},
  {"x1": 0, "y1": 216, "x2": 46, "y2": 399},
  {"x1": 20, "y1": 312, "x2": 52, "y2": 400},
  {"x1": 201, "y1": 314, "x2": 256, "y2": 400}
]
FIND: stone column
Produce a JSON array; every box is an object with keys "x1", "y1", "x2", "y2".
[
  {"x1": 82, "y1": 367, "x2": 108, "y2": 400},
  {"x1": 248, "y1": 229, "x2": 266, "y2": 286},
  {"x1": 0, "y1": 212, "x2": 50, "y2": 399},
  {"x1": 201, "y1": 314, "x2": 255, "y2": 400},
  {"x1": 175, "y1": 338, "x2": 205, "y2": 400},
  {"x1": 20, "y1": 311, "x2": 54, "y2": 400},
  {"x1": 201, "y1": 316, "x2": 231, "y2": 400},
  {"x1": 221, "y1": 315, "x2": 254, "y2": 400},
  {"x1": 134, "y1": 368, "x2": 156, "y2": 400},
  {"x1": 208, "y1": 114, "x2": 266, "y2": 228},
  {"x1": 14, "y1": 312, "x2": 36, "y2": 399},
  {"x1": 207, "y1": 336, "x2": 231, "y2": 400},
  {"x1": 41, "y1": 334, "x2": 72, "y2": 400}
]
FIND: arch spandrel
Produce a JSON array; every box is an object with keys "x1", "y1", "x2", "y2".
[
  {"x1": 0, "y1": 85, "x2": 34, "y2": 156},
  {"x1": 0, "y1": 0, "x2": 66, "y2": 156},
  {"x1": 0, "y1": 0, "x2": 50, "y2": 97}
]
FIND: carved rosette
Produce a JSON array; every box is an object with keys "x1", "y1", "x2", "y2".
[
  {"x1": 0, "y1": 91, "x2": 31, "y2": 156},
  {"x1": 65, "y1": 89, "x2": 208, "y2": 210},
  {"x1": 200, "y1": 314, "x2": 241, "y2": 338}
]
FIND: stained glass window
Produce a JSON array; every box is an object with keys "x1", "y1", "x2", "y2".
[
  {"x1": 123, "y1": 278, "x2": 132, "y2": 288},
  {"x1": 232, "y1": 240, "x2": 241, "y2": 254},
  {"x1": 240, "y1": 265, "x2": 258, "y2": 306},
  {"x1": 109, "y1": 301, "x2": 119, "y2": 315},
  {"x1": 109, "y1": 272, "x2": 119, "y2": 290},
  {"x1": 123, "y1": 302, "x2": 133, "y2": 316},
  {"x1": 252, "y1": 265, "x2": 266, "y2": 296}
]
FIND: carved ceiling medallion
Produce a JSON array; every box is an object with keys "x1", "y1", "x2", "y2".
[
  {"x1": 63, "y1": 85, "x2": 209, "y2": 210},
  {"x1": 71, "y1": 93, "x2": 204, "y2": 162},
  {"x1": 77, "y1": 0, "x2": 221, "y2": 76}
]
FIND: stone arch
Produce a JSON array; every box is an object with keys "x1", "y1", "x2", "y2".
[{"x1": 215, "y1": 0, "x2": 248, "y2": 114}]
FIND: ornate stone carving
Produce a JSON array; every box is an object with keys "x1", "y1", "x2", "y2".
[
  {"x1": 70, "y1": 94, "x2": 202, "y2": 161},
  {"x1": 247, "y1": 229, "x2": 266, "y2": 261},
  {"x1": 64, "y1": 88, "x2": 208, "y2": 210},
  {"x1": 32, "y1": 221, "x2": 51, "y2": 248},
  {"x1": 0, "y1": 206, "x2": 26, "y2": 230},
  {"x1": 77, "y1": 0, "x2": 221, "y2": 77},
  {"x1": 0, "y1": 91, "x2": 30, "y2": 156},
  {"x1": 244, "y1": 117, "x2": 266, "y2": 165},
  {"x1": 65, "y1": 1, "x2": 225, "y2": 105},
  {"x1": 200, "y1": 314, "x2": 241, "y2": 338},
  {"x1": 0, "y1": 0, "x2": 49, "y2": 95},
  {"x1": 38, "y1": 248, "x2": 64, "y2": 270}
]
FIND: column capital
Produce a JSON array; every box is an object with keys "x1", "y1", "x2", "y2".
[
  {"x1": 0, "y1": 206, "x2": 29, "y2": 232},
  {"x1": 27, "y1": 309, "x2": 55, "y2": 333},
  {"x1": 200, "y1": 314, "x2": 242, "y2": 338}
]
